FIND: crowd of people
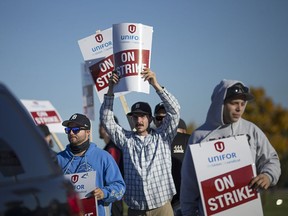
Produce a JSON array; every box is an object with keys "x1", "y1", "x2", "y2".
[{"x1": 39, "y1": 69, "x2": 281, "y2": 216}]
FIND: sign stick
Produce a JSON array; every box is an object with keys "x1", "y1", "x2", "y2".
[
  {"x1": 119, "y1": 95, "x2": 134, "y2": 130},
  {"x1": 51, "y1": 132, "x2": 64, "y2": 151}
]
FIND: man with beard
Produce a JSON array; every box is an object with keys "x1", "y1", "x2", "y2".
[
  {"x1": 57, "y1": 113, "x2": 126, "y2": 216},
  {"x1": 100, "y1": 68, "x2": 180, "y2": 216}
]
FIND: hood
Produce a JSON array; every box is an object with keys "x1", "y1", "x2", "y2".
[{"x1": 205, "y1": 79, "x2": 248, "y2": 128}]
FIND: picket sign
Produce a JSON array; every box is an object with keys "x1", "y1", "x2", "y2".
[
  {"x1": 21, "y1": 99, "x2": 64, "y2": 150},
  {"x1": 78, "y1": 28, "x2": 125, "y2": 104},
  {"x1": 190, "y1": 135, "x2": 263, "y2": 216},
  {"x1": 64, "y1": 171, "x2": 98, "y2": 216},
  {"x1": 78, "y1": 23, "x2": 153, "y2": 130},
  {"x1": 112, "y1": 23, "x2": 153, "y2": 94}
]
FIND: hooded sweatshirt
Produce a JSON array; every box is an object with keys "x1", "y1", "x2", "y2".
[
  {"x1": 57, "y1": 143, "x2": 125, "y2": 216},
  {"x1": 180, "y1": 79, "x2": 281, "y2": 216}
]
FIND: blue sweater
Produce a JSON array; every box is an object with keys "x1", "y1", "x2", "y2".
[{"x1": 57, "y1": 143, "x2": 125, "y2": 216}]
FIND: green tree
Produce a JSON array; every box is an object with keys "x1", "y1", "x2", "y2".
[
  {"x1": 243, "y1": 87, "x2": 288, "y2": 158},
  {"x1": 186, "y1": 122, "x2": 197, "y2": 135},
  {"x1": 243, "y1": 87, "x2": 288, "y2": 188}
]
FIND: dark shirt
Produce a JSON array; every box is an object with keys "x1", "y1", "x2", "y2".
[
  {"x1": 171, "y1": 132, "x2": 190, "y2": 204},
  {"x1": 104, "y1": 140, "x2": 124, "y2": 177}
]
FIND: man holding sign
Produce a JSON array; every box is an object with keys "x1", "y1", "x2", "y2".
[
  {"x1": 100, "y1": 69, "x2": 180, "y2": 216},
  {"x1": 57, "y1": 113, "x2": 126, "y2": 216},
  {"x1": 180, "y1": 80, "x2": 281, "y2": 216}
]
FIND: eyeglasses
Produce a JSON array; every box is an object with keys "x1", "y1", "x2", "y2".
[
  {"x1": 155, "y1": 116, "x2": 165, "y2": 121},
  {"x1": 64, "y1": 127, "x2": 86, "y2": 134}
]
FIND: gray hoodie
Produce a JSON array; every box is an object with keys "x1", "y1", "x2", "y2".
[{"x1": 180, "y1": 79, "x2": 281, "y2": 216}]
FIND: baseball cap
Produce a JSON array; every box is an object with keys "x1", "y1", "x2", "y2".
[
  {"x1": 154, "y1": 102, "x2": 165, "y2": 115},
  {"x1": 127, "y1": 102, "x2": 152, "y2": 116},
  {"x1": 62, "y1": 113, "x2": 91, "y2": 129},
  {"x1": 225, "y1": 83, "x2": 254, "y2": 101},
  {"x1": 178, "y1": 118, "x2": 187, "y2": 130}
]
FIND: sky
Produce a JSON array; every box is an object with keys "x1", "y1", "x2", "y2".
[{"x1": 1, "y1": 0, "x2": 288, "y2": 150}]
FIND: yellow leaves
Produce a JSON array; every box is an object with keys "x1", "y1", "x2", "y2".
[{"x1": 243, "y1": 87, "x2": 288, "y2": 158}]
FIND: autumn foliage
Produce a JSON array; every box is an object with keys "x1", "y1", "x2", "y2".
[
  {"x1": 243, "y1": 87, "x2": 288, "y2": 187},
  {"x1": 243, "y1": 87, "x2": 288, "y2": 158}
]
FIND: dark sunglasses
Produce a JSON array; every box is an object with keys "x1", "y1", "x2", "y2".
[
  {"x1": 64, "y1": 127, "x2": 86, "y2": 134},
  {"x1": 226, "y1": 85, "x2": 249, "y2": 100},
  {"x1": 229, "y1": 86, "x2": 248, "y2": 94},
  {"x1": 155, "y1": 116, "x2": 165, "y2": 121}
]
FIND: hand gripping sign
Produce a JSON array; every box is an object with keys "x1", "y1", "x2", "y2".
[
  {"x1": 190, "y1": 135, "x2": 263, "y2": 216},
  {"x1": 65, "y1": 171, "x2": 98, "y2": 216},
  {"x1": 112, "y1": 23, "x2": 153, "y2": 94}
]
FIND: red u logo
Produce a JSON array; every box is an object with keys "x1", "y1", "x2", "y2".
[
  {"x1": 95, "y1": 34, "x2": 103, "y2": 43},
  {"x1": 128, "y1": 25, "x2": 136, "y2": 33},
  {"x1": 214, "y1": 141, "x2": 225, "y2": 152},
  {"x1": 71, "y1": 174, "x2": 79, "y2": 183}
]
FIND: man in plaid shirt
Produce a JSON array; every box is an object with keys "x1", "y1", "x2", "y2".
[{"x1": 100, "y1": 68, "x2": 180, "y2": 216}]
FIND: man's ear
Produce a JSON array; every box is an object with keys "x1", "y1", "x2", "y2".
[{"x1": 86, "y1": 130, "x2": 91, "y2": 137}]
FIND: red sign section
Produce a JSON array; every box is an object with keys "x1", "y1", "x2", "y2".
[
  {"x1": 89, "y1": 55, "x2": 115, "y2": 92},
  {"x1": 201, "y1": 165, "x2": 257, "y2": 215},
  {"x1": 113, "y1": 49, "x2": 150, "y2": 78},
  {"x1": 82, "y1": 197, "x2": 98, "y2": 216},
  {"x1": 31, "y1": 110, "x2": 61, "y2": 125}
]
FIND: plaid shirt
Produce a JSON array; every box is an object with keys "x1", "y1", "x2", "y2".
[{"x1": 100, "y1": 88, "x2": 180, "y2": 210}]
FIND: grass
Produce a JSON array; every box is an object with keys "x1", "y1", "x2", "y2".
[
  {"x1": 123, "y1": 202, "x2": 128, "y2": 216},
  {"x1": 121, "y1": 188, "x2": 288, "y2": 215},
  {"x1": 262, "y1": 189, "x2": 288, "y2": 216}
]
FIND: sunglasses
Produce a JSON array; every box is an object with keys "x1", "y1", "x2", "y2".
[
  {"x1": 64, "y1": 127, "x2": 86, "y2": 134},
  {"x1": 225, "y1": 85, "x2": 249, "y2": 100},
  {"x1": 229, "y1": 86, "x2": 248, "y2": 94},
  {"x1": 155, "y1": 116, "x2": 165, "y2": 121}
]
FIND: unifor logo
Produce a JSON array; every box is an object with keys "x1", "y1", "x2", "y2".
[
  {"x1": 128, "y1": 24, "x2": 136, "y2": 33},
  {"x1": 95, "y1": 34, "x2": 103, "y2": 43},
  {"x1": 214, "y1": 141, "x2": 225, "y2": 152},
  {"x1": 71, "y1": 174, "x2": 79, "y2": 183}
]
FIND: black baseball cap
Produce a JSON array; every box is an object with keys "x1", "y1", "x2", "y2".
[
  {"x1": 178, "y1": 118, "x2": 187, "y2": 130},
  {"x1": 225, "y1": 83, "x2": 254, "y2": 101},
  {"x1": 127, "y1": 102, "x2": 152, "y2": 116},
  {"x1": 154, "y1": 102, "x2": 165, "y2": 115},
  {"x1": 62, "y1": 113, "x2": 91, "y2": 129}
]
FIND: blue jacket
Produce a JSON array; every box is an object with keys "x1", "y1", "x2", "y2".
[{"x1": 57, "y1": 143, "x2": 126, "y2": 216}]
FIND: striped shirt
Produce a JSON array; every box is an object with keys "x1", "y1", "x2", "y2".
[{"x1": 100, "y1": 88, "x2": 180, "y2": 210}]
